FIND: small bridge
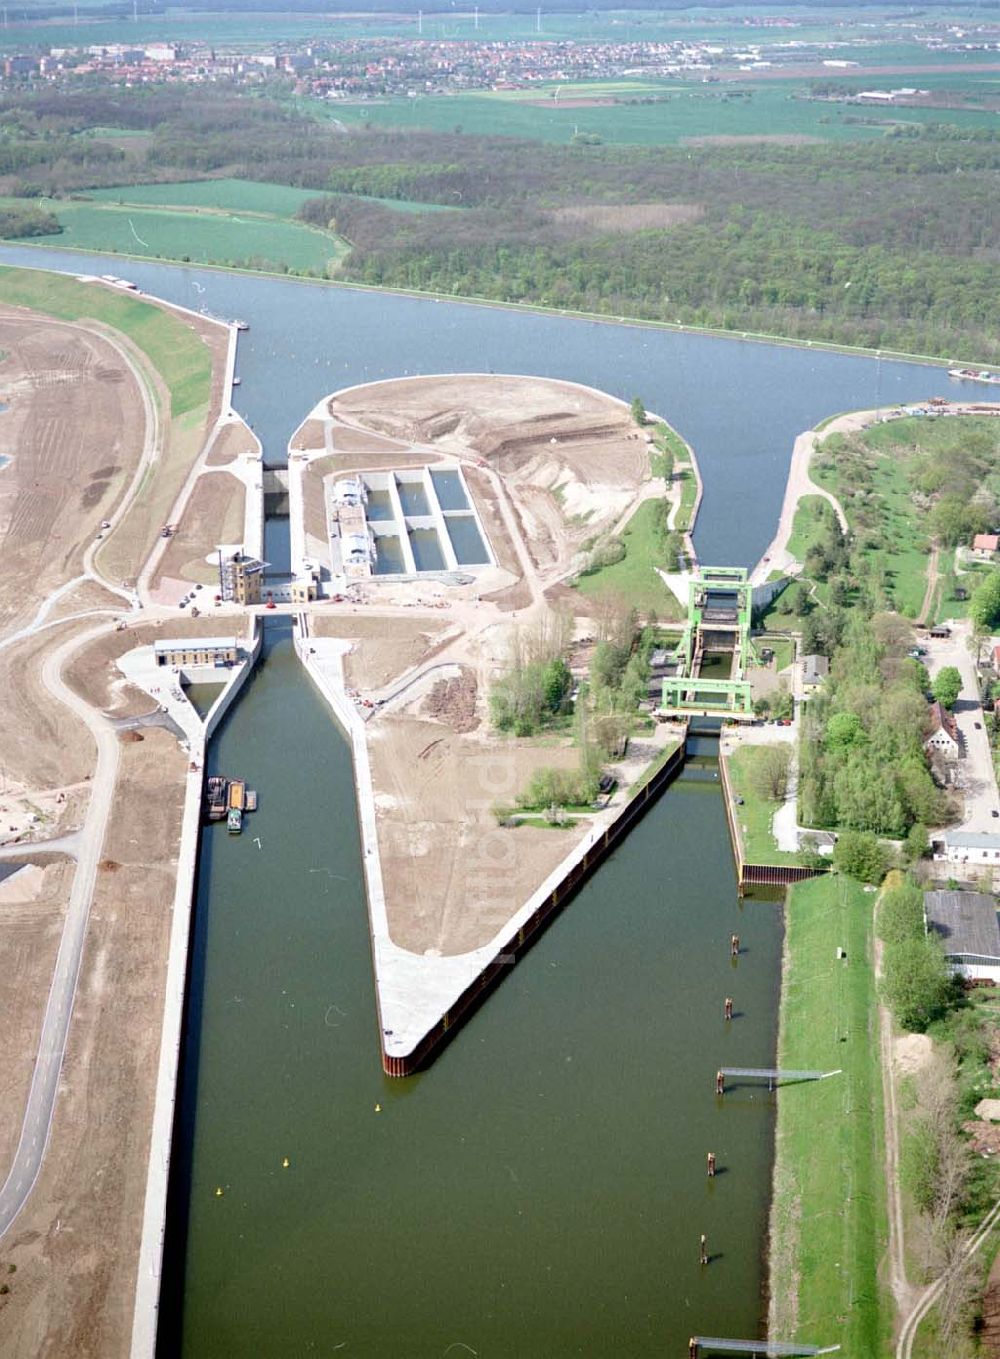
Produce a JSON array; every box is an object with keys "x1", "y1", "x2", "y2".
[
  {"x1": 716, "y1": 1067, "x2": 841, "y2": 1093},
  {"x1": 689, "y1": 1340, "x2": 840, "y2": 1356}
]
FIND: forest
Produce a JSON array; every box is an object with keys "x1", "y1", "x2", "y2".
[{"x1": 1, "y1": 86, "x2": 999, "y2": 357}]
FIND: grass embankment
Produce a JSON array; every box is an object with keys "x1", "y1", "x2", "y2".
[
  {"x1": 0, "y1": 265, "x2": 210, "y2": 414},
  {"x1": 3, "y1": 194, "x2": 345, "y2": 275},
  {"x1": 0, "y1": 266, "x2": 217, "y2": 582},
  {"x1": 769, "y1": 874, "x2": 891, "y2": 1356},
  {"x1": 786, "y1": 494, "x2": 837, "y2": 567},
  {"x1": 574, "y1": 497, "x2": 682, "y2": 618},
  {"x1": 725, "y1": 744, "x2": 806, "y2": 866}
]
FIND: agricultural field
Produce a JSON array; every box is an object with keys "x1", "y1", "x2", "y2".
[
  {"x1": 0, "y1": 196, "x2": 345, "y2": 275},
  {"x1": 88, "y1": 177, "x2": 457, "y2": 216},
  {"x1": 322, "y1": 76, "x2": 1000, "y2": 148}
]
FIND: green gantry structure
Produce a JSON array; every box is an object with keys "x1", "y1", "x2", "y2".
[{"x1": 661, "y1": 566, "x2": 754, "y2": 720}]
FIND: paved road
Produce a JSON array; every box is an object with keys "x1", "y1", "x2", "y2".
[
  {"x1": 0, "y1": 623, "x2": 118, "y2": 1240},
  {"x1": 923, "y1": 622, "x2": 1000, "y2": 831}
]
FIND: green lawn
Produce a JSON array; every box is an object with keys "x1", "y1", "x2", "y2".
[
  {"x1": 786, "y1": 494, "x2": 838, "y2": 566},
  {"x1": 0, "y1": 264, "x2": 210, "y2": 416},
  {"x1": 769, "y1": 874, "x2": 891, "y2": 1356},
  {"x1": 574, "y1": 497, "x2": 681, "y2": 618},
  {"x1": 673, "y1": 466, "x2": 698, "y2": 533},
  {"x1": 725, "y1": 744, "x2": 805, "y2": 866},
  {"x1": 3, "y1": 198, "x2": 346, "y2": 276}
]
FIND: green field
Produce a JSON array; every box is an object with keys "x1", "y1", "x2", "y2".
[
  {"x1": 87, "y1": 177, "x2": 457, "y2": 217},
  {"x1": 786, "y1": 494, "x2": 839, "y2": 566},
  {"x1": 1, "y1": 198, "x2": 345, "y2": 276},
  {"x1": 0, "y1": 264, "x2": 210, "y2": 415},
  {"x1": 321, "y1": 77, "x2": 1000, "y2": 147},
  {"x1": 86, "y1": 178, "x2": 324, "y2": 215},
  {"x1": 769, "y1": 874, "x2": 891, "y2": 1355},
  {"x1": 573, "y1": 497, "x2": 680, "y2": 617},
  {"x1": 725, "y1": 745, "x2": 805, "y2": 866}
]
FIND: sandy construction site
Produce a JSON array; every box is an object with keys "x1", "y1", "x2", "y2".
[
  {"x1": 0, "y1": 275, "x2": 236, "y2": 1357},
  {"x1": 301, "y1": 374, "x2": 669, "y2": 961}
]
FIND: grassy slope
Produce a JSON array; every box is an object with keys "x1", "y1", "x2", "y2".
[
  {"x1": 0, "y1": 264, "x2": 210, "y2": 415},
  {"x1": 573, "y1": 496, "x2": 681, "y2": 617},
  {"x1": 770, "y1": 874, "x2": 890, "y2": 1355},
  {"x1": 725, "y1": 744, "x2": 805, "y2": 866},
  {"x1": 6, "y1": 199, "x2": 344, "y2": 275},
  {"x1": 786, "y1": 494, "x2": 836, "y2": 566}
]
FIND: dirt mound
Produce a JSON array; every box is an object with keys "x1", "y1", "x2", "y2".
[
  {"x1": 422, "y1": 668, "x2": 479, "y2": 733},
  {"x1": 98, "y1": 858, "x2": 121, "y2": 873},
  {"x1": 119, "y1": 729, "x2": 145, "y2": 743}
]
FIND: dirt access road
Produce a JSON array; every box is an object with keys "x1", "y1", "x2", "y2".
[
  {"x1": 0, "y1": 278, "x2": 232, "y2": 1357},
  {"x1": 0, "y1": 311, "x2": 147, "y2": 632}
]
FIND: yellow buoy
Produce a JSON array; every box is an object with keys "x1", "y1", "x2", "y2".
[
  {"x1": 282, "y1": 1157, "x2": 290, "y2": 1169},
  {"x1": 214, "y1": 1187, "x2": 224, "y2": 1197},
  {"x1": 374, "y1": 1103, "x2": 382, "y2": 1113}
]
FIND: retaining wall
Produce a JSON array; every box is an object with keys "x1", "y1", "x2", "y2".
[{"x1": 129, "y1": 621, "x2": 261, "y2": 1359}]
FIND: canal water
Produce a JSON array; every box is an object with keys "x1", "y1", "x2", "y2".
[
  {"x1": 1, "y1": 247, "x2": 993, "y2": 1355},
  {"x1": 162, "y1": 644, "x2": 783, "y2": 1357}
]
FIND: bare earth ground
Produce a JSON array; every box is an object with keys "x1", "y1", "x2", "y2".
[
  {"x1": 311, "y1": 615, "x2": 453, "y2": 689},
  {"x1": 367, "y1": 709, "x2": 588, "y2": 954},
  {"x1": 288, "y1": 417, "x2": 326, "y2": 452},
  {"x1": 47, "y1": 579, "x2": 128, "y2": 623},
  {"x1": 151, "y1": 469, "x2": 245, "y2": 589},
  {"x1": 204, "y1": 416, "x2": 256, "y2": 467},
  {"x1": 0, "y1": 861, "x2": 73, "y2": 1173},
  {"x1": 0, "y1": 622, "x2": 97, "y2": 791},
  {"x1": 304, "y1": 374, "x2": 662, "y2": 960},
  {"x1": 0, "y1": 731, "x2": 187, "y2": 1358},
  {"x1": 0, "y1": 312, "x2": 145, "y2": 634},
  {"x1": 93, "y1": 308, "x2": 228, "y2": 589},
  {"x1": 551, "y1": 202, "x2": 705, "y2": 232}
]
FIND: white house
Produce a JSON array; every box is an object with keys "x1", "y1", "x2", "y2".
[
  {"x1": 924, "y1": 701, "x2": 960, "y2": 760},
  {"x1": 924, "y1": 890, "x2": 1000, "y2": 984},
  {"x1": 936, "y1": 831, "x2": 1000, "y2": 866}
]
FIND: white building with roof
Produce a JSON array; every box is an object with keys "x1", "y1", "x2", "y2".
[
  {"x1": 935, "y1": 831, "x2": 1000, "y2": 866},
  {"x1": 924, "y1": 889, "x2": 1000, "y2": 983}
]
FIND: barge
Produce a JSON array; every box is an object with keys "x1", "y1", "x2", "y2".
[{"x1": 949, "y1": 367, "x2": 1000, "y2": 385}]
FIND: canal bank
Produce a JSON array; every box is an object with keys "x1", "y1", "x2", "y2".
[{"x1": 157, "y1": 635, "x2": 785, "y2": 1357}]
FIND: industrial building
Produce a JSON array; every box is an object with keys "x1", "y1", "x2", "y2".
[
  {"x1": 154, "y1": 637, "x2": 241, "y2": 668},
  {"x1": 217, "y1": 545, "x2": 266, "y2": 605}
]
